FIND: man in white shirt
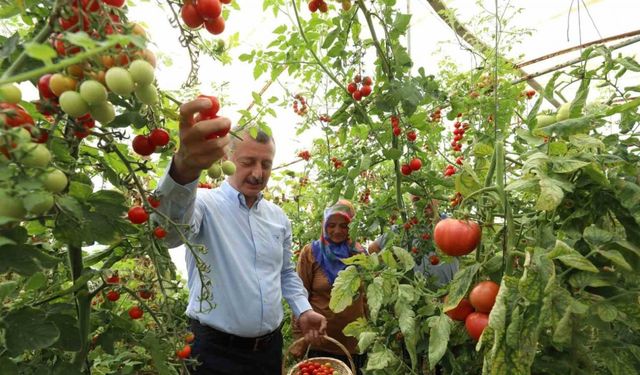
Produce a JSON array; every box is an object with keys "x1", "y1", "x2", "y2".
[{"x1": 156, "y1": 98, "x2": 326, "y2": 374}]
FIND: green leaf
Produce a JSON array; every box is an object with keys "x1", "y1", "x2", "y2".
[
  {"x1": 582, "y1": 163, "x2": 609, "y2": 186},
  {"x1": 142, "y1": 333, "x2": 172, "y2": 375},
  {"x1": 380, "y1": 248, "x2": 398, "y2": 269},
  {"x1": 473, "y1": 143, "x2": 494, "y2": 157},
  {"x1": 22, "y1": 191, "x2": 54, "y2": 213},
  {"x1": 535, "y1": 115, "x2": 595, "y2": 137},
  {"x1": 583, "y1": 225, "x2": 613, "y2": 246},
  {"x1": 0, "y1": 244, "x2": 58, "y2": 275},
  {"x1": 552, "y1": 309, "x2": 572, "y2": 346},
  {"x1": 343, "y1": 182, "x2": 355, "y2": 200},
  {"x1": 4, "y1": 307, "x2": 59, "y2": 356},
  {"x1": 356, "y1": 331, "x2": 378, "y2": 353},
  {"x1": 548, "y1": 141, "x2": 568, "y2": 156},
  {"x1": 599, "y1": 250, "x2": 632, "y2": 271},
  {"x1": 393, "y1": 14, "x2": 412, "y2": 33},
  {"x1": 366, "y1": 345, "x2": 397, "y2": 370},
  {"x1": 366, "y1": 277, "x2": 383, "y2": 321},
  {"x1": 321, "y1": 27, "x2": 339, "y2": 49},
  {"x1": 548, "y1": 240, "x2": 599, "y2": 272},
  {"x1": 596, "y1": 303, "x2": 618, "y2": 322},
  {"x1": 109, "y1": 110, "x2": 146, "y2": 128},
  {"x1": 329, "y1": 266, "x2": 361, "y2": 313},
  {"x1": 454, "y1": 170, "x2": 482, "y2": 197},
  {"x1": 0, "y1": 281, "x2": 18, "y2": 302},
  {"x1": 443, "y1": 264, "x2": 480, "y2": 312},
  {"x1": 57, "y1": 195, "x2": 84, "y2": 220},
  {"x1": 505, "y1": 177, "x2": 538, "y2": 192},
  {"x1": 0, "y1": 356, "x2": 18, "y2": 375},
  {"x1": 569, "y1": 76, "x2": 590, "y2": 118},
  {"x1": 48, "y1": 313, "x2": 81, "y2": 351},
  {"x1": 382, "y1": 148, "x2": 402, "y2": 160},
  {"x1": 535, "y1": 177, "x2": 564, "y2": 211},
  {"x1": 605, "y1": 97, "x2": 640, "y2": 116},
  {"x1": 617, "y1": 56, "x2": 640, "y2": 71},
  {"x1": 551, "y1": 157, "x2": 589, "y2": 173},
  {"x1": 428, "y1": 315, "x2": 451, "y2": 368},
  {"x1": 24, "y1": 271, "x2": 46, "y2": 290},
  {"x1": 392, "y1": 246, "x2": 415, "y2": 272},
  {"x1": 23, "y1": 42, "x2": 56, "y2": 65},
  {"x1": 557, "y1": 253, "x2": 599, "y2": 273}
]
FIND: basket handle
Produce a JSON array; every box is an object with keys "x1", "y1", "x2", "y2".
[{"x1": 282, "y1": 335, "x2": 356, "y2": 375}]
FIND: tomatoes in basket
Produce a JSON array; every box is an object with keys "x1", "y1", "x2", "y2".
[
  {"x1": 294, "y1": 360, "x2": 336, "y2": 375},
  {"x1": 433, "y1": 218, "x2": 481, "y2": 256}
]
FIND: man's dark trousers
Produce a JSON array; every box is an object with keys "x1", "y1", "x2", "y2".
[{"x1": 188, "y1": 319, "x2": 283, "y2": 375}]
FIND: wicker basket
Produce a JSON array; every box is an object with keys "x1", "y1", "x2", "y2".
[{"x1": 283, "y1": 336, "x2": 355, "y2": 375}]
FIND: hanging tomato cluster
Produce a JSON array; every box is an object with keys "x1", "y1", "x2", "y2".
[
  {"x1": 292, "y1": 94, "x2": 308, "y2": 116},
  {"x1": 180, "y1": 0, "x2": 231, "y2": 35},
  {"x1": 347, "y1": 74, "x2": 373, "y2": 101}
]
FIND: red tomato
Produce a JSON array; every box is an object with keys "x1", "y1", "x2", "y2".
[
  {"x1": 176, "y1": 344, "x2": 191, "y2": 359},
  {"x1": 147, "y1": 196, "x2": 161, "y2": 208},
  {"x1": 153, "y1": 226, "x2": 167, "y2": 238},
  {"x1": 197, "y1": 94, "x2": 220, "y2": 118},
  {"x1": 38, "y1": 74, "x2": 56, "y2": 98},
  {"x1": 347, "y1": 82, "x2": 357, "y2": 93},
  {"x1": 128, "y1": 206, "x2": 149, "y2": 224},
  {"x1": 128, "y1": 306, "x2": 143, "y2": 319},
  {"x1": 106, "y1": 273, "x2": 120, "y2": 284},
  {"x1": 204, "y1": 16, "x2": 225, "y2": 35},
  {"x1": 103, "y1": 0, "x2": 126, "y2": 7},
  {"x1": 184, "y1": 332, "x2": 195, "y2": 343},
  {"x1": 138, "y1": 289, "x2": 153, "y2": 299},
  {"x1": 148, "y1": 128, "x2": 170, "y2": 147},
  {"x1": 465, "y1": 311, "x2": 489, "y2": 341},
  {"x1": 106, "y1": 290, "x2": 120, "y2": 301},
  {"x1": 433, "y1": 218, "x2": 481, "y2": 256},
  {"x1": 409, "y1": 157, "x2": 422, "y2": 171},
  {"x1": 181, "y1": 3, "x2": 204, "y2": 28},
  {"x1": 400, "y1": 164, "x2": 411, "y2": 176},
  {"x1": 132, "y1": 134, "x2": 156, "y2": 156},
  {"x1": 362, "y1": 76, "x2": 373, "y2": 86},
  {"x1": 359, "y1": 84, "x2": 372, "y2": 97},
  {"x1": 195, "y1": 0, "x2": 221, "y2": 20},
  {"x1": 444, "y1": 296, "x2": 474, "y2": 321},
  {"x1": 469, "y1": 280, "x2": 499, "y2": 313}
]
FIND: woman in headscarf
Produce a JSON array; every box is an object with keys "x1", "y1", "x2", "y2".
[{"x1": 291, "y1": 199, "x2": 367, "y2": 374}]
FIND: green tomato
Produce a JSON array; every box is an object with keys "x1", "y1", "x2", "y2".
[
  {"x1": 79, "y1": 80, "x2": 108, "y2": 105},
  {"x1": 221, "y1": 160, "x2": 236, "y2": 176},
  {"x1": 43, "y1": 169, "x2": 68, "y2": 193},
  {"x1": 26, "y1": 192, "x2": 55, "y2": 215},
  {"x1": 59, "y1": 91, "x2": 90, "y2": 118},
  {"x1": 90, "y1": 101, "x2": 115, "y2": 125},
  {"x1": 0, "y1": 194, "x2": 25, "y2": 219},
  {"x1": 207, "y1": 163, "x2": 222, "y2": 178},
  {"x1": 134, "y1": 84, "x2": 158, "y2": 105},
  {"x1": 0, "y1": 84, "x2": 22, "y2": 104},
  {"x1": 556, "y1": 103, "x2": 571, "y2": 121},
  {"x1": 21, "y1": 143, "x2": 51, "y2": 168},
  {"x1": 536, "y1": 114, "x2": 557, "y2": 128},
  {"x1": 128, "y1": 60, "x2": 155, "y2": 86},
  {"x1": 105, "y1": 67, "x2": 135, "y2": 96}
]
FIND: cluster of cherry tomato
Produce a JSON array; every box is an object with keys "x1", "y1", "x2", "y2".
[
  {"x1": 298, "y1": 150, "x2": 311, "y2": 161},
  {"x1": 132, "y1": 128, "x2": 170, "y2": 156},
  {"x1": 180, "y1": 0, "x2": 231, "y2": 35},
  {"x1": 293, "y1": 360, "x2": 336, "y2": 375},
  {"x1": 347, "y1": 74, "x2": 373, "y2": 101},
  {"x1": 331, "y1": 156, "x2": 343, "y2": 169},
  {"x1": 430, "y1": 107, "x2": 442, "y2": 122},
  {"x1": 400, "y1": 157, "x2": 422, "y2": 176},
  {"x1": 390, "y1": 115, "x2": 401, "y2": 136},
  {"x1": 359, "y1": 187, "x2": 370, "y2": 204},
  {"x1": 292, "y1": 94, "x2": 308, "y2": 116}
]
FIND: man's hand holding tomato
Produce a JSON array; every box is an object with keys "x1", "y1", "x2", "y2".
[{"x1": 171, "y1": 97, "x2": 231, "y2": 184}]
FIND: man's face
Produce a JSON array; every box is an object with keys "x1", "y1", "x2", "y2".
[{"x1": 228, "y1": 134, "x2": 275, "y2": 202}]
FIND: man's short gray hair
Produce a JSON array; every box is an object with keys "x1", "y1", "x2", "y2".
[{"x1": 229, "y1": 127, "x2": 275, "y2": 150}]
